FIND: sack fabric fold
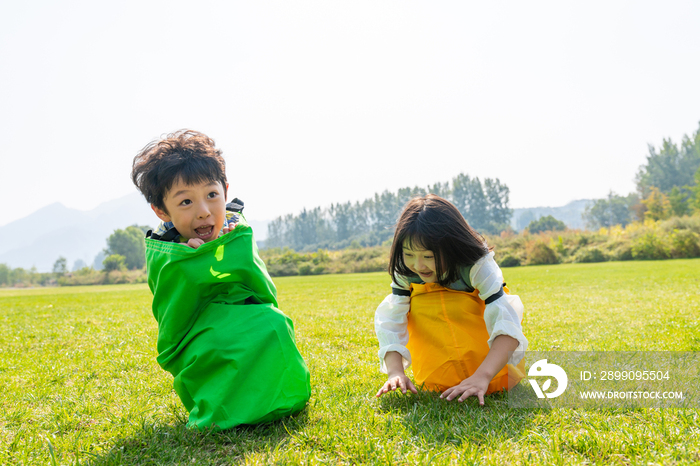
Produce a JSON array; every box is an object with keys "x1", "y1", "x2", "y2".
[{"x1": 145, "y1": 217, "x2": 310, "y2": 430}]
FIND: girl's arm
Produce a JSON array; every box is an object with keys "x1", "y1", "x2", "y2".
[
  {"x1": 469, "y1": 251, "x2": 528, "y2": 363},
  {"x1": 374, "y1": 291, "x2": 412, "y2": 372},
  {"x1": 375, "y1": 351, "x2": 418, "y2": 397},
  {"x1": 374, "y1": 288, "x2": 417, "y2": 397},
  {"x1": 440, "y1": 334, "x2": 518, "y2": 404}
]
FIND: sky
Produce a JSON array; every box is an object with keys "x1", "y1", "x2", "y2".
[{"x1": 1, "y1": 1, "x2": 699, "y2": 227}]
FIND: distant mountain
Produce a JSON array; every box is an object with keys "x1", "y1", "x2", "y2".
[
  {"x1": 511, "y1": 199, "x2": 592, "y2": 231},
  {"x1": 1, "y1": 193, "x2": 156, "y2": 272},
  {"x1": 2, "y1": 193, "x2": 270, "y2": 272}
]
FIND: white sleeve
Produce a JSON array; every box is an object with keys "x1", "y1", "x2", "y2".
[
  {"x1": 374, "y1": 286, "x2": 412, "y2": 373},
  {"x1": 470, "y1": 251, "x2": 528, "y2": 366}
]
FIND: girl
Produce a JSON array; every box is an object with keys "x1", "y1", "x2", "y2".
[{"x1": 374, "y1": 194, "x2": 527, "y2": 405}]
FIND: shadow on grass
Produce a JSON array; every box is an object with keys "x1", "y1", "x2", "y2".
[
  {"x1": 377, "y1": 385, "x2": 542, "y2": 448},
  {"x1": 85, "y1": 408, "x2": 310, "y2": 465}
]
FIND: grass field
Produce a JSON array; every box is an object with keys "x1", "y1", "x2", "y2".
[{"x1": 1, "y1": 259, "x2": 699, "y2": 465}]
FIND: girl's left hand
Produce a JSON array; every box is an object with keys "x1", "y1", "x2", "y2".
[{"x1": 440, "y1": 373, "x2": 491, "y2": 405}]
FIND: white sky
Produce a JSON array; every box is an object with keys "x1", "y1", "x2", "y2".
[{"x1": 1, "y1": 1, "x2": 699, "y2": 227}]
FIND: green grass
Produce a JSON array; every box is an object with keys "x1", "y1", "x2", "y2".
[{"x1": 1, "y1": 259, "x2": 699, "y2": 465}]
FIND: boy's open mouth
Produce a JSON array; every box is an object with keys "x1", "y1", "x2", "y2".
[{"x1": 195, "y1": 225, "x2": 215, "y2": 239}]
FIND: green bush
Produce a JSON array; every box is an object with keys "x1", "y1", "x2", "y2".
[
  {"x1": 58, "y1": 270, "x2": 106, "y2": 286},
  {"x1": 659, "y1": 215, "x2": 700, "y2": 235},
  {"x1": 527, "y1": 215, "x2": 567, "y2": 234},
  {"x1": 631, "y1": 233, "x2": 670, "y2": 260},
  {"x1": 610, "y1": 242, "x2": 633, "y2": 261},
  {"x1": 526, "y1": 241, "x2": 558, "y2": 265},
  {"x1": 354, "y1": 259, "x2": 387, "y2": 273},
  {"x1": 298, "y1": 263, "x2": 313, "y2": 276},
  {"x1": 267, "y1": 262, "x2": 299, "y2": 277},
  {"x1": 669, "y1": 230, "x2": 700, "y2": 258},
  {"x1": 499, "y1": 255, "x2": 521, "y2": 267},
  {"x1": 573, "y1": 247, "x2": 608, "y2": 263},
  {"x1": 103, "y1": 254, "x2": 126, "y2": 272}
]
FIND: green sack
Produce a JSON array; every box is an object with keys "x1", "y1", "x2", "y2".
[{"x1": 145, "y1": 216, "x2": 310, "y2": 430}]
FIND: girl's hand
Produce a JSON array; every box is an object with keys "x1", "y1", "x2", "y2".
[
  {"x1": 440, "y1": 373, "x2": 491, "y2": 405},
  {"x1": 375, "y1": 373, "x2": 418, "y2": 398}
]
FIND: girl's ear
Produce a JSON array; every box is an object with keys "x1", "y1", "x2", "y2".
[{"x1": 151, "y1": 204, "x2": 171, "y2": 222}]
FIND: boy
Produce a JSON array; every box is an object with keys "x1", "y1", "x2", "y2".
[
  {"x1": 132, "y1": 129, "x2": 238, "y2": 248},
  {"x1": 132, "y1": 130, "x2": 310, "y2": 430}
]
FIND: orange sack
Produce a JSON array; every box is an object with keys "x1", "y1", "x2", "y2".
[{"x1": 406, "y1": 283, "x2": 525, "y2": 394}]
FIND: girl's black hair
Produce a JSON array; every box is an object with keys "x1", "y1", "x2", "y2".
[{"x1": 388, "y1": 194, "x2": 489, "y2": 286}]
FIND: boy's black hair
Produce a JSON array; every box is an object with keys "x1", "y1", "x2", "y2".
[
  {"x1": 131, "y1": 129, "x2": 227, "y2": 213},
  {"x1": 388, "y1": 194, "x2": 489, "y2": 287}
]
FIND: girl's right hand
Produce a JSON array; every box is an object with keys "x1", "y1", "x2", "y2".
[{"x1": 375, "y1": 373, "x2": 418, "y2": 398}]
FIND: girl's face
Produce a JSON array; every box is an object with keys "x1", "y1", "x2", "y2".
[{"x1": 402, "y1": 241, "x2": 437, "y2": 283}]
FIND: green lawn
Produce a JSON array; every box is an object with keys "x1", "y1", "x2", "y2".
[{"x1": 1, "y1": 259, "x2": 699, "y2": 465}]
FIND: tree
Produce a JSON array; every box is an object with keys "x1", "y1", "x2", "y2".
[
  {"x1": 329, "y1": 202, "x2": 353, "y2": 243},
  {"x1": 427, "y1": 181, "x2": 450, "y2": 199},
  {"x1": 105, "y1": 225, "x2": 146, "y2": 270},
  {"x1": 72, "y1": 259, "x2": 87, "y2": 271},
  {"x1": 583, "y1": 192, "x2": 636, "y2": 229},
  {"x1": 642, "y1": 187, "x2": 672, "y2": 221},
  {"x1": 691, "y1": 166, "x2": 700, "y2": 213},
  {"x1": 635, "y1": 122, "x2": 700, "y2": 197},
  {"x1": 527, "y1": 215, "x2": 566, "y2": 234},
  {"x1": 103, "y1": 254, "x2": 126, "y2": 272},
  {"x1": 93, "y1": 251, "x2": 106, "y2": 271},
  {"x1": 52, "y1": 257, "x2": 67, "y2": 276},
  {"x1": 370, "y1": 190, "x2": 399, "y2": 234},
  {"x1": 668, "y1": 186, "x2": 690, "y2": 217},
  {"x1": 263, "y1": 173, "x2": 512, "y2": 250},
  {"x1": 452, "y1": 174, "x2": 488, "y2": 231},
  {"x1": 483, "y1": 178, "x2": 513, "y2": 233},
  {"x1": 516, "y1": 211, "x2": 537, "y2": 231},
  {"x1": 0, "y1": 264, "x2": 9, "y2": 286}
]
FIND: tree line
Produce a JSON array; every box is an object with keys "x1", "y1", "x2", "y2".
[
  {"x1": 3, "y1": 122, "x2": 699, "y2": 287},
  {"x1": 583, "y1": 122, "x2": 700, "y2": 228},
  {"x1": 265, "y1": 173, "x2": 513, "y2": 251}
]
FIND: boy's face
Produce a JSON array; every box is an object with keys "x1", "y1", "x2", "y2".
[{"x1": 152, "y1": 178, "x2": 228, "y2": 243}]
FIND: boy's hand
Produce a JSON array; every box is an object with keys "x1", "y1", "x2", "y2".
[
  {"x1": 222, "y1": 221, "x2": 238, "y2": 235},
  {"x1": 187, "y1": 222, "x2": 238, "y2": 249},
  {"x1": 376, "y1": 372, "x2": 418, "y2": 398},
  {"x1": 187, "y1": 238, "x2": 205, "y2": 249},
  {"x1": 440, "y1": 372, "x2": 491, "y2": 405}
]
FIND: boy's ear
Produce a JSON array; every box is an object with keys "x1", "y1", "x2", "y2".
[
  {"x1": 225, "y1": 183, "x2": 229, "y2": 199},
  {"x1": 151, "y1": 204, "x2": 171, "y2": 222}
]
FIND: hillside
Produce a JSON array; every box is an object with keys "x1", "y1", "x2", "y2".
[
  {"x1": 2, "y1": 193, "x2": 272, "y2": 272},
  {"x1": 511, "y1": 199, "x2": 592, "y2": 231}
]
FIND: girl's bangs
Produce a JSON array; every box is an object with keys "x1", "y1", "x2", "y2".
[{"x1": 401, "y1": 223, "x2": 437, "y2": 253}]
